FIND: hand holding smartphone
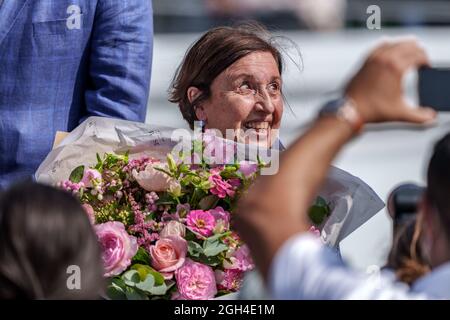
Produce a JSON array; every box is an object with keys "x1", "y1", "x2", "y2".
[{"x1": 418, "y1": 67, "x2": 450, "y2": 111}]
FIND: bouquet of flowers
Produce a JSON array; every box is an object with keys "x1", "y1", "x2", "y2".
[{"x1": 57, "y1": 137, "x2": 331, "y2": 300}]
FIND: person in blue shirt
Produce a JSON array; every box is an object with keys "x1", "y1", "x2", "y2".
[{"x1": 0, "y1": 0, "x2": 153, "y2": 188}]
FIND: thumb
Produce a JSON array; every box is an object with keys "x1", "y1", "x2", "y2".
[{"x1": 397, "y1": 105, "x2": 437, "y2": 124}]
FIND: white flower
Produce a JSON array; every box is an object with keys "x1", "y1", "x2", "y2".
[{"x1": 133, "y1": 163, "x2": 180, "y2": 192}]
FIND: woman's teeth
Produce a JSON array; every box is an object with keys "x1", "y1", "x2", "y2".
[{"x1": 244, "y1": 122, "x2": 270, "y2": 130}]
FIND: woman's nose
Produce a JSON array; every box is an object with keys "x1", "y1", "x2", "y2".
[{"x1": 255, "y1": 89, "x2": 275, "y2": 114}]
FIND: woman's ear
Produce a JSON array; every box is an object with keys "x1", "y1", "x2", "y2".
[
  {"x1": 187, "y1": 86, "x2": 202, "y2": 104},
  {"x1": 187, "y1": 86, "x2": 207, "y2": 121}
]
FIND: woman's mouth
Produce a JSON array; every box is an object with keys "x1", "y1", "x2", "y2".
[{"x1": 243, "y1": 121, "x2": 271, "y2": 131}]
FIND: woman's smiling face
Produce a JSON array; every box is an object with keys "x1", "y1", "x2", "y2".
[{"x1": 193, "y1": 51, "x2": 283, "y2": 147}]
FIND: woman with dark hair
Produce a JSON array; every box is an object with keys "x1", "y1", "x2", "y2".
[
  {"x1": 0, "y1": 182, "x2": 104, "y2": 299},
  {"x1": 386, "y1": 218, "x2": 431, "y2": 285},
  {"x1": 170, "y1": 23, "x2": 284, "y2": 148},
  {"x1": 385, "y1": 184, "x2": 431, "y2": 285}
]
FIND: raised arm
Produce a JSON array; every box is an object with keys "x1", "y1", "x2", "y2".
[
  {"x1": 235, "y1": 39, "x2": 436, "y2": 280},
  {"x1": 84, "y1": 0, "x2": 153, "y2": 122}
]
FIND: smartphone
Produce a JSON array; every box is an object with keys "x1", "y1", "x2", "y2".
[{"x1": 418, "y1": 67, "x2": 450, "y2": 111}]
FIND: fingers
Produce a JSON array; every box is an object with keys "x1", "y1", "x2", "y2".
[
  {"x1": 396, "y1": 104, "x2": 437, "y2": 124},
  {"x1": 372, "y1": 38, "x2": 430, "y2": 75},
  {"x1": 395, "y1": 41, "x2": 430, "y2": 70}
]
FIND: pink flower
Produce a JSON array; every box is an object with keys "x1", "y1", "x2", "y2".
[
  {"x1": 80, "y1": 168, "x2": 102, "y2": 188},
  {"x1": 160, "y1": 221, "x2": 186, "y2": 238},
  {"x1": 309, "y1": 226, "x2": 321, "y2": 237},
  {"x1": 209, "y1": 174, "x2": 235, "y2": 199},
  {"x1": 133, "y1": 163, "x2": 180, "y2": 192},
  {"x1": 95, "y1": 222, "x2": 138, "y2": 277},
  {"x1": 186, "y1": 210, "x2": 215, "y2": 237},
  {"x1": 150, "y1": 236, "x2": 187, "y2": 279},
  {"x1": 175, "y1": 259, "x2": 217, "y2": 300},
  {"x1": 82, "y1": 203, "x2": 95, "y2": 225},
  {"x1": 215, "y1": 269, "x2": 244, "y2": 292},
  {"x1": 228, "y1": 178, "x2": 241, "y2": 188},
  {"x1": 223, "y1": 231, "x2": 241, "y2": 250},
  {"x1": 223, "y1": 245, "x2": 254, "y2": 271},
  {"x1": 238, "y1": 160, "x2": 258, "y2": 177},
  {"x1": 209, "y1": 206, "x2": 230, "y2": 232}
]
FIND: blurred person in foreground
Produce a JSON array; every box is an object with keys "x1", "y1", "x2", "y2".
[
  {"x1": 235, "y1": 39, "x2": 450, "y2": 299},
  {"x1": 384, "y1": 184, "x2": 431, "y2": 286},
  {"x1": 0, "y1": 182, "x2": 104, "y2": 299}
]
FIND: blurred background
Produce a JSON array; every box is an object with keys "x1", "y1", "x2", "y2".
[{"x1": 146, "y1": 0, "x2": 450, "y2": 270}]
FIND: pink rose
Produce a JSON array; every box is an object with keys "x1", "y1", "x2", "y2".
[
  {"x1": 150, "y1": 236, "x2": 187, "y2": 279},
  {"x1": 238, "y1": 160, "x2": 258, "y2": 177},
  {"x1": 82, "y1": 203, "x2": 95, "y2": 225},
  {"x1": 95, "y1": 221, "x2": 138, "y2": 277},
  {"x1": 160, "y1": 221, "x2": 186, "y2": 238},
  {"x1": 209, "y1": 174, "x2": 235, "y2": 199},
  {"x1": 175, "y1": 259, "x2": 217, "y2": 300},
  {"x1": 186, "y1": 210, "x2": 215, "y2": 237},
  {"x1": 81, "y1": 168, "x2": 102, "y2": 188},
  {"x1": 215, "y1": 269, "x2": 244, "y2": 292},
  {"x1": 133, "y1": 163, "x2": 180, "y2": 192},
  {"x1": 223, "y1": 245, "x2": 254, "y2": 271},
  {"x1": 209, "y1": 206, "x2": 230, "y2": 232}
]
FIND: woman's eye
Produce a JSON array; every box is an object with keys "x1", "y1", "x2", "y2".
[
  {"x1": 238, "y1": 82, "x2": 254, "y2": 94},
  {"x1": 240, "y1": 82, "x2": 250, "y2": 90},
  {"x1": 268, "y1": 83, "x2": 281, "y2": 93}
]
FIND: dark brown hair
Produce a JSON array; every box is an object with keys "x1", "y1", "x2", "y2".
[
  {"x1": 427, "y1": 132, "x2": 450, "y2": 243},
  {"x1": 386, "y1": 217, "x2": 430, "y2": 285},
  {"x1": 169, "y1": 23, "x2": 284, "y2": 129},
  {"x1": 0, "y1": 181, "x2": 104, "y2": 299}
]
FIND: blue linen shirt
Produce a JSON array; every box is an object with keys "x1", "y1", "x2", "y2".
[{"x1": 0, "y1": 0, "x2": 153, "y2": 188}]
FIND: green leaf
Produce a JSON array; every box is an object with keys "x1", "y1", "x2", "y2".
[
  {"x1": 106, "y1": 278, "x2": 127, "y2": 300},
  {"x1": 132, "y1": 247, "x2": 150, "y2": 265},
  {"x1": 196, "y1": 254, "x2": 222, "y2": 267},
  {"x1": 69, "y1": 165, "x2": 85, "y2": 183},
  {"x1": 203, "y1": 238, "x2": 228, "y2": 257},
  {"x1": 316, "y1": 196, "x2": 328, "y2": 208},
  {"x1": 308, "y1": 196, "x2": 331, "y2": 225},
  {"x1": 131, "y1": 264, "x2": 165, "y2": 286},
  {"x1": 188, "y1": 241, "x2": 204, "y2": 257},
  {"x1": 135, "y1": 274, "x2": 155, "y2": 292},
  {"x1": 147, "y1": 283, "x2": 171, "y2": 296},
  {"x1": 106, "y1": 283, "x2": 126, "y2": 300},
  {"x1": 96, "y1": 153, "x2": 102, "y2": 165},
  {"x1": 167, "y1": 153, "x2": 177, "y2": 173},
  {"x1": 199, "y1": 180, "x2": 213, "y2": 190},
  {"x1": 155, "y1": 193, "x2": 175, "y2": 205},
  {"x1": 111, "y1": 277, "x2": 126, "y2": 289},
  {"x1": 125, "y1": 286, "x2": 147, "y2": 300},
  {"x1": 205, "y1": 232, "x2": 229, "y2": 243},
  {"x1": 308, "y1": 205, "x2": 328, "y2": 225},
  {"x1": 122, "y1": 270, "x2": 141, "y2": 286}
]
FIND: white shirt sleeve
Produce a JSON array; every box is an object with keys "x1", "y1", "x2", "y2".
[{"x1": 268, "y1": 233, "x2": 427, "y2": 300}]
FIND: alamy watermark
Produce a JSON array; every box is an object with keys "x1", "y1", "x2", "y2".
[
  {"x1": 66, "y1": 4, "x2": 82, "y2": 30},
  {"x1": 66, "y1": 265, "x2": 81, "y2": 290},
  {"x1": 169, "y1": 122, "x2": 280, "y2": 175},
  {"x1": 366, "y1": 5, "x2": 382, "y2": 30}
]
